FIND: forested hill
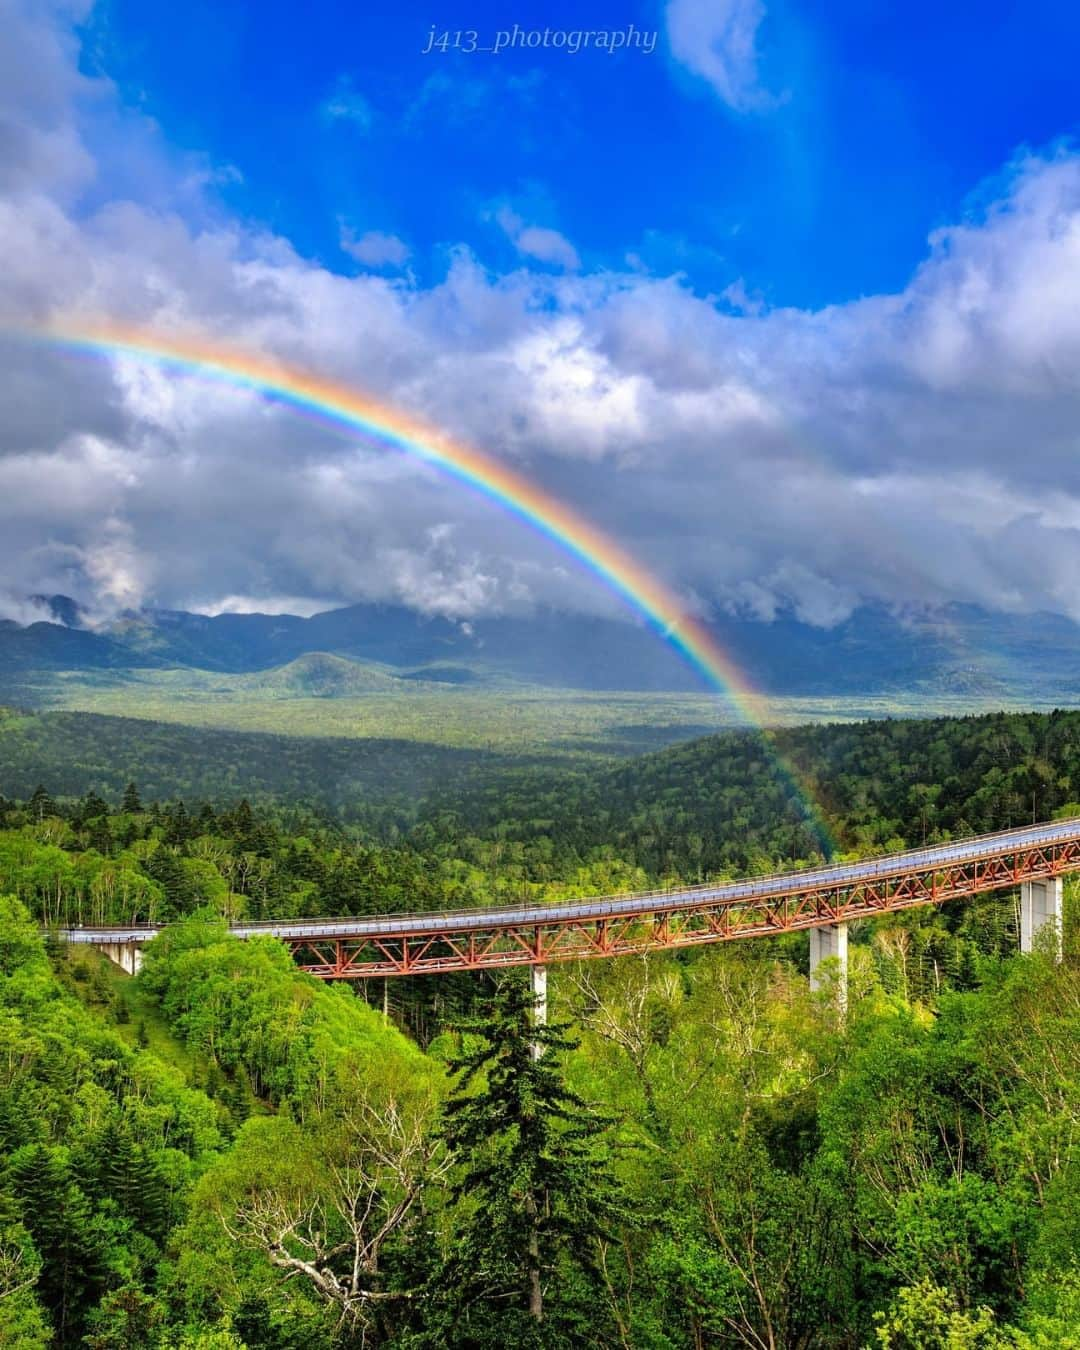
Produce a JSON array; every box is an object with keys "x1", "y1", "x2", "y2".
[
  {"x1": 0, "y1": 706, "x2": 539, "y2": 833},
  {"x1": 2, "y1": 705, "x2": 1080, "y2": 1346},
  {"x1": 4, "y1": 707, "x2": 1080, "y2": 872},
  {"x1": 4, "y1": 706, "x2": 1080, "y2": 893},
  {"x1": 414, "y1": 709, "x2": 1080, "y2": 877}
]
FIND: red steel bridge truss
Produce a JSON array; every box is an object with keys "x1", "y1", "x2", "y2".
[
  {"x1": 272, "y1": 821, "x2": 1080, "y2": 979},
  {"x1": 66, "y1": 820, "x2": 1080, "y2": 979}
]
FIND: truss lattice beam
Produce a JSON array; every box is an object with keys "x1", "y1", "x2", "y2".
[{"x1": 281, "y1": 836, "x2": 1080, "y2": 978}]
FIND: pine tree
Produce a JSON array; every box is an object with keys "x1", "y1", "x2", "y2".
[
  {"x1": 91, "y1": 1120, "x2": 170, "y2": 1242},
  {"x1": 229, "y1": 799, "x2": 256, "y2": 851},
  {"x1": 142, "y1": 848, "x2": 191, "y2": 917},
  {"x1": 426, "y1": 978, "x2": 622, "y2": 1348},
  {"x1": 219, "y1": 1072, "x2": 251, "y2": 1127},
  {"x1": 163, "y1": 800, "x2": 192, "y2": 847},
  {"x1": 27, "y1": 785, "x2": 57, "y2": 823},
  {"x1": 88, "y1": 818, "x2": 113, "y2": 857},
  {"x1": 79, "y1": 791, "x2": 109, "y2": 823},
  {"x1": 115, "y1": 818, "x2": 137, "y2": 851},
  {"x1": 8, "y1": 1144, "x2": 103, "y2": 1345},
  {"x1": 194, "y1": 802, "x2": 218, "y2": 835},
  {"x1": 83, "y1": 1286, "x2": 165, "y2": 1349},
  {"x1": 120, "y1": 783, "x2": 142, "y2": 815}
]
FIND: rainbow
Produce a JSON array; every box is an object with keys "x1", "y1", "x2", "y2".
[{"x1": 19, "y1": 320, "x2": 836, "y2": 854}]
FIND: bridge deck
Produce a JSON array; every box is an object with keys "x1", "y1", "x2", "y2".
[{"x1": 60, "y1": 818, "x2": 1080, "y2": 976}]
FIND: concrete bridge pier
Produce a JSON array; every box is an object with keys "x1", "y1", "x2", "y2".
[
  {"x1": 809, "y1": 922, "x2": 848, "y2": 1012},
  {"x1": 1020, "y1": 879, "x2": 1063, "y2": 960},
  {"x1": 531, "y1": 963, "x2": 548, "y2": 1059},
  {"x1": 93, "y1": 939, "x2": 144, "y2": 976}
]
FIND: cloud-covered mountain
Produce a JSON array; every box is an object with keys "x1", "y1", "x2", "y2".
[{"x1": 3, "y1": 596, "x2": 1078, "y2": 700}]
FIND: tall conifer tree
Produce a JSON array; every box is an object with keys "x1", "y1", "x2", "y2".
[{"x1": 426, "y1": 978, "x2": 622, "y2": 1348}]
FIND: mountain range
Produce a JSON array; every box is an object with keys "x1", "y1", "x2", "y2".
[{"x1": 1, "y1": 595, "x2": 1078, "y2": 703}]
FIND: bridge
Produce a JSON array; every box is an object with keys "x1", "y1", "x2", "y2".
[{"x1": 64, "y1": 818, "x2": 1076, "y2": 1009}]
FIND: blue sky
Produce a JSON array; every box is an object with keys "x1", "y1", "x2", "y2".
[{"x1": 84, "y1": 0, "x2": 1080, "y2": 308}]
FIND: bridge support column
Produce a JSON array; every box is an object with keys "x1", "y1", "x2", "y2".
[
  {"x1": 531, "y1": 963, "x2": 548, "y2": 1060},
  {"x1": 94, "y1": 941, "x2": 143, "y2": 976},
  {"x1": 809, "y1": 923, "x2": 848, "y2": 1012},
  {"x1": 1020, "y1": 879, "x2": 1063, "y2": 961}
]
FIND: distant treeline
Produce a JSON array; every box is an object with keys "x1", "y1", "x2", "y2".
[
  {"x1": 413, "y1": 709, "x2": 1080, "y2": 878},
  {"x1": 0, "y1": 705, "x2": 538, "y2": 834}
]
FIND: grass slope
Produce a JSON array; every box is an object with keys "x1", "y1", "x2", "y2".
[{"x1": 59, "y1": 946, "x2": 201, "y2": 1080}]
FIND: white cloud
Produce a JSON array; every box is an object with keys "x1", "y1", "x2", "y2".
[
  {"x1": 194, "y1": 594, "x2": 338, "y2": 618},
  {"x1": 319, "y1": 81, "x2": 373, "y2": 130},
  {"x1": 496, "y1": 207, "x2": 580, "y2": 270},
  {"x1": 339, "y1": 225, "x2": 410, "y2": 269},
  {"x1": 0, "y1": 593, "x2": 56, "y2": 626},
  {"x1": 79, "y1": 515, "x2": 147, "y2": 620},
  {"x1": 515, "y1": 225, "x2": 580, "y2": 271},
  {"x1": 665, "y1": 0, "x2": 777, "y2": 112},
  {"x1": 379, "y1": 534, "x2": 503, "y2": 617},
  {"x1": 0, "y1": 0, "x2": 102, "y2": 198}
]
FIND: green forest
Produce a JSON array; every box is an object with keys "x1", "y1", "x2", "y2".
[{"x1": 2, "y1": 707, "x2": 1080, "y2": 1345}]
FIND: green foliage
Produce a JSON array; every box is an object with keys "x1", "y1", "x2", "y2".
[
  {"x1": 139, "y1": 917, "x2": 435, "y2": 1112},
  {"x1": 0, "y1": 897, "x2": 224, "y2": 1346},
  {"x1": 874, "y1": 1278, "x2": 1009, "y2": 1348},
  {"x1": 416, "y1": 707, "x2": 1080, "y2": 878},
  {"x1": 424, "y1": 979, "x2": 624, "y2": 1348},
  {"x1": 0, "y1": 1222, "x2": 50, "y2": 1347},
  {"x1": 0, "y1": 706, "x2": 1079, "y2": 1344}
]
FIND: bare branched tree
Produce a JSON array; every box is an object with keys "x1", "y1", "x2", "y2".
[
  {"x1": 218, "y1": 1094, "x2": 447, "y2": 1340},
  {"x1": 0, "y1": 1238, "x2": 39, "y2": 1304}
]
